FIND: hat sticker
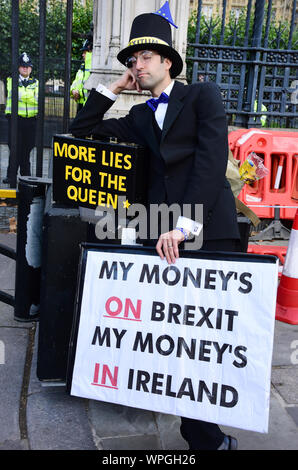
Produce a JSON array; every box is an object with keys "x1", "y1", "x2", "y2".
[
  {"x1": 153, "y1": 1, "x2": 178, "y2": 28},
  {"x1": 22, "y1": 52, "x2": 30, "y2": 63}
]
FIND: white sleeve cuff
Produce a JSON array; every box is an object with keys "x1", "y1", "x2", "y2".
[
  {"x1": 176, "y1": 216, "x2": 203, "y2": 236},
  {"x1": 96, "y1": 83, "x2": 118, "y2": 101}
]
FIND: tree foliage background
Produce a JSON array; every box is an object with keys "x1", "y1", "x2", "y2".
[{"x1": 0, "y1": 0, "x2": 93, "y2": 81}]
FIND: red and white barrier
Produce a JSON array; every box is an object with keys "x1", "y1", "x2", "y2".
[{"x1": 276, "y1": 209, "x2": 298, "y2": 324}]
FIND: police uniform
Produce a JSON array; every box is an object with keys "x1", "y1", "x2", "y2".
[
  {"x1": 70, "y1": 39, "x2": 92, "y2": 113},
  {"x1": 4, "y1": 53, "x2": 38, "y2": 186}
]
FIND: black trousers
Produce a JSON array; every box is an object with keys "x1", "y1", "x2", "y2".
[
  {"x1": 6, "y1": 116, "x2": 37, "y2": 186},
  {"x1": 180, "y1": 238, "x2": 241, "y2": 450}
]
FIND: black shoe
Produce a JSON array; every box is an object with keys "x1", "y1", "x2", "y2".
[
  {"x1": 218, "y1": 435, "x2": 238, "y2": 450},
  {"x1": 2, "y1": 177, "x2": 11, "y2": 184}
]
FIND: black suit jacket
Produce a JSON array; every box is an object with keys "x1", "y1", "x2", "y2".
[{"x1": 69, "y1": 80, "x2": 240, "y2": 241}]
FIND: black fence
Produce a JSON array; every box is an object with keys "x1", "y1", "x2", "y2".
[
  {"x1": 187, "y1": 0, "x2": 298, "y2": 128},
  {"x1": 0, "y1": 57, "x2": 81, "y2": 203},
  {"x1": 0, "y1": 0, "x2": 78, "y2": 228},
  {"x1": 0, "y1": 56, "x2": 81, "y2": 145},
  {"x1": 0, "y1": 0, "x2": 79, "y2": 193}
]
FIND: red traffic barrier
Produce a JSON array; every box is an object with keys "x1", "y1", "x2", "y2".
[
  {"x1": 229, "y1": 129, "x2": 298, "y2": 220},
  {"x1": 276, "y1": 209, "x2": 298, "y2": 324},
  {"x1": 247, "y1": 244, "x2": 287, "y2": 279},
  {"x1": 228, "y1": 128, "x2": 249, "y2": 159}
]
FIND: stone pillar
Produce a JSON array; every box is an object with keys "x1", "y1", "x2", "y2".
[{"x1": 85, "y1": 0, "x2": 190, "y2": 117}]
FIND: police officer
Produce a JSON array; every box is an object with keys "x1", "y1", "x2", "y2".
[
  {"x1": 70, "y1": 39, "x2": 93, "y2": 113},
  {"x1": 3, "y1": 52, "x2": 38, "y2": 186}
]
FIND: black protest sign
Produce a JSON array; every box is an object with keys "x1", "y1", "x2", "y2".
[{"x1": 52, "y1": 134, "x2": 147, "y2": 210}]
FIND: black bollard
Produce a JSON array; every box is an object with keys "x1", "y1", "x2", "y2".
[{"x1": 14, "y1": 176, "x2": 51, "y2": 322}]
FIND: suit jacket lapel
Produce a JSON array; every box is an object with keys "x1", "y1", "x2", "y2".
[
  {"x1": 134, "y1": 103, "x2": 160, "y2": 155},
  {"x1": 161, "y1": 80, "x2": 188, "y2": 144}
]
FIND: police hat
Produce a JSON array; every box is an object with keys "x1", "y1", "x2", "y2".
[
  {"x1": 81, "y1": 39, "x2": 93, "y2": 52},
  {"x1": 117, "y1": 2, "x2": 183, "y2": 78},
  {"x1": 19, "y1": 52, "x2": 33, "y2": 68}
]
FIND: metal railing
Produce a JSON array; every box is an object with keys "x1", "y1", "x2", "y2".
[
  {"x1": 187, "y1": 0, "x2": 298, "y2": 128},
  {"x1": 0, "y1": 57, "x2": 81, "y2": 192},
  {"x1": 0, "y1": 188, "x2": 16, "y2": 306}
]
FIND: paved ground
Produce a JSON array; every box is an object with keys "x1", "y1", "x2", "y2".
[{"x1": 0, "y1": 232, "x2": 297, "y2": 452}]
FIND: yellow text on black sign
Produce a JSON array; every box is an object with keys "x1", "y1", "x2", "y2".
[{"x1": 53, "y1": 140, "x2": 134, "y2": 209}]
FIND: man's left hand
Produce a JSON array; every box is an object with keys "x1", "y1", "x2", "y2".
[{"x1": 156, "y1": 229, "x2": 188, "y2": 264}]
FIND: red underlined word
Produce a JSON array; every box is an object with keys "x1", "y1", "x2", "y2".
[
  {"x1": 91, "y1": 382, "x2": 118, "y2": 390},
  {"x1": 103, "y1": 315, "x2": 142, "y2": 322},
  {"x1": 92, "y1": 363, "x2": 119, "y2": 388},
  {"x1": 105, "y1": 296, "x2": 142, "y2": 321}
]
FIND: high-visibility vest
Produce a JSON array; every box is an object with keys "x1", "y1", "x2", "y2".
[
  {"x1": 5, "y1": 77, "x2": 38, "y2": 118},
  {"x1": 254, "y1": 100, "x2": 267, "y2": 127},
  {"x1": 70, "y1": 51, "x2": 92, "y2": 105}
]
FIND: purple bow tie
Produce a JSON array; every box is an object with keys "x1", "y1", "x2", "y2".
[{"x1": 146, "y1": 92, "x2": 169, "y2": 112}]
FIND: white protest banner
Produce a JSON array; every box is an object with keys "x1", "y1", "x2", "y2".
[{"x1": 68, "y1": 246, "x2": 278, "y2": 433}]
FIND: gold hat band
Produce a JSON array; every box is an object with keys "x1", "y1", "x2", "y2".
[{"x1": 127, "y1": 36, "x2": 169, "y2": 47}]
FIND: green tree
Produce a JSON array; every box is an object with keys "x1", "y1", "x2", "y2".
[
  {"x1": 0, "y1": 0, "x2": 13, "y2": 80},
  {"x1": 0, "y1": 0, "x2": 93, "y2": 82},
  {"x1": 72, "y1": 0, "x2": 93, "y2": 59},
  {"x1": 19, "y1": 0, "x2": 39, "y2": 58}
]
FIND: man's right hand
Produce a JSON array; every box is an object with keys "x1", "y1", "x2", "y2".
[{"x1": 109, "y1": 69, "x2": 142, "y2": 95}]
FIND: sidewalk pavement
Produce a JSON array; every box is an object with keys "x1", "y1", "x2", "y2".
[{"x1": 0, "y1": 232, "x2": 297, "y2": 451}]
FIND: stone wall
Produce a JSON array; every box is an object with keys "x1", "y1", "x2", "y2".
[{"x1": 85, "y1": 0, "x2": 190, "y2": 118}]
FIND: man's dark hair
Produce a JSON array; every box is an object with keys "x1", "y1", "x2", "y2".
[{"x1": 160, "y1": 54, "x2": 175, "y2": 78}]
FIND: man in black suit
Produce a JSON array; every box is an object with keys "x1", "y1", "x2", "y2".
[{"x1": 70, "y1": 3, "x2": 239, "y2": 450}]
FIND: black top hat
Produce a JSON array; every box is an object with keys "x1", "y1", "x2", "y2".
[
  {"x1": 19, "y1": 52, "x2": 33, "y2": 68},
  {"x1": 117, "y1": 3, "x2": 183, "y2": 78}
]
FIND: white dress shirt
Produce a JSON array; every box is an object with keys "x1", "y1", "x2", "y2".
[{"x1": 95, "y1": 82, "x2": 202, "y2": 237}]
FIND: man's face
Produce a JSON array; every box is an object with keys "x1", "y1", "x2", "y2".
[
  {"x1": 19, "y1": 66, "x2": 32, "y2": 78},
  {"x1": 128, "y1": 50, "x2": 172, "y2": 94}
]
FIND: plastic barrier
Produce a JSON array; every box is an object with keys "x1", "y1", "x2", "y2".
[
  {"x1": 0, "y1": 189, "x2": 17, "y2": 199},
  {"x1": 228, "y1": 129, "x2": 298, "y2": 220},
  {"x1": 291, "y1": 154, "x2": 298, "y2": 200},
  {"x1": 247, "y1": 244, "x2": 287, "y2": 279},
  {"x1": 228, "y1": 128, "x2": 249, "y2": 159},
  {"x1": 276, "y1": 209, "x2": 298, "y2": 324}
]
